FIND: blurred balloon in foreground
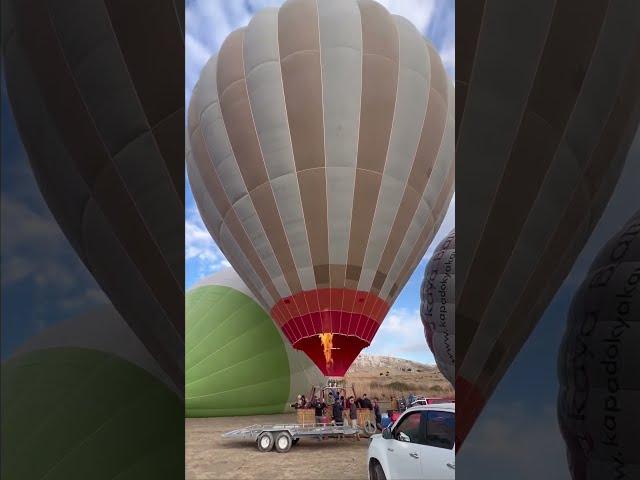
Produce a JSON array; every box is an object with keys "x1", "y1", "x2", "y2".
[
  {"x1": 456, "y1": 0, "x2": 640, "y2": 448},
  {"x1": 187, "y1": 0, "x2": 454, "y2": 376},
  {"x1": 558, "y1": 210, "x2": 640, "y2": 479},
  {"x1": 2, "y1": 0, "x2": 185, "y2": 389},
  {"x1": 1, "y1": 307, "x2": 182, "y2": 479},
  {"x1": 186, "y1": 268, "x2": 325, "y2": 417},
  {"x1": 420, "y1": 230, "x2": 455, "y2": 386}
]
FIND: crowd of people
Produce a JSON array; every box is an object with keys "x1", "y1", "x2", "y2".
[{"x1": 290, "y1": 390, "x2": 384, "y2": 440}]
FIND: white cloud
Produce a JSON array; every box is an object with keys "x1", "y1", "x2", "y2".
[
  {"x1": 365, "y1": 307, "x2": 433, "y2": 364},
  {"x1": 185, "y1": 207, "x2": 229, "y2": 277}
]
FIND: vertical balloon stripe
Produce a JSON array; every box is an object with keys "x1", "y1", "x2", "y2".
[
  {"x1": 345, "y1": 0, "x2": 399, "y2": 292},
  {"x1": 187, "y1": 124, "x2": 281, "y2": 304},
  {"x1": 244, "y1": 8, "x2": 316, "y2": 293},
  {"x1": 380, "y1": 89, "x2": 454, "y2": 301},
  {"x1": 279, "y1": 0, "x2": 329, "y2": 289},
  {"x1": 375, "y1": 45, "x2": 450, "y2": 293},
  {"x1": 358, "y1": 15, "x2": 430, "y2": 294},
  {"x1": 318, "y1": 0, "x2": 362, "y2": 284},
  {"x1": 217, "y1": 29, "x2": 304, "y2": 301}
]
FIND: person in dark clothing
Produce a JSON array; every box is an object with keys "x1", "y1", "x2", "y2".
[
  {"x1": 361, "y1": 393, "x2": 373, "y2": 410},
  {"x1": 354, "y1": 396, "x2": 363, "y2": 408},
  {"x1": 311, "y1": 394, "x2": 327, "y2": 424},
  {"x1": 348, "y1": 396, "x2": 360, "y2": 440},
  {"x1": 332, "y1": 397, "x2": 344, "y2": 425},
  {"x1": 373, "y1": 397, "x2": 382, "y2": 431}
]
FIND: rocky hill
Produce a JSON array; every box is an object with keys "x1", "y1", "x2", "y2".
[
  {"x1": 344, "y1": 354, "x2": 453, "y2": 404},
  {"x1": 347, "y1": 353, "x2": 437, "y2": 374}
]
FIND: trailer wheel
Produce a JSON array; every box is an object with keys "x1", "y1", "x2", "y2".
[
  {"x1": 275, "y1": 431, "x2": 293, "y2": 453},
  {"x1": 364, "y1": 420, "x2": 376, "y2": 435},
  {"x1": 292, "y1": 438, "x2": 300, "y2": 446},
  {"x1": 257, "y1": 432, "x2": 274, "y2": 452}
]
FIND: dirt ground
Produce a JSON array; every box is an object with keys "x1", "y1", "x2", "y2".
[{"x1": 186, "y1": 413, "x2": 371, "y2": 480}]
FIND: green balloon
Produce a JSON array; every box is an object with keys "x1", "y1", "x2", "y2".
[
  {"x1": 186, "y1": 269, "x2": 324, "y2": 417},
  {"x1": 1, "y1": 347, "x2": 182, "y2": 480}
]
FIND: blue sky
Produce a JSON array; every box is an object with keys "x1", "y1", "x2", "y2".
[
  {"x1": 1, "y1": 75, "x2": 109, "y2": 359},
  {"x1": 185, "y1": 0, "x2": 455, "y2": 365}
]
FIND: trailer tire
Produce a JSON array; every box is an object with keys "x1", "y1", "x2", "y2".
[
  {"x1": 364, "y1": 420, "x2": 376, "y2": 435},
  {"x1": 275, "y1": 431, "x2": 293, "y2": 453},
  {"x1": 257, "y1": 432, "x2": 274, "y2": 452}
]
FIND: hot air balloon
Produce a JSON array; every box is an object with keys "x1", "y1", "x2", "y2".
[
  {"x1": 420, "y1": 230, "x2": 455, "y2": 386},
  {"x1": 1, "y1": 307, "x2": 182, "y2": 479},
  {"x1": 558, "y1": 210, "x2": 639, "y2": 479},
  {"x1": 455, "y1": 1, "x2": 640, "y2": 448},
  {"x1": 187, "y1": 0, "x2": 454, "y2": 377},
  {"x1": 186, "y1": 268, "x2": 324, "y2": 417},
  {"x1": 2, "y1": 0, "x2": 185, "y2": 390}
]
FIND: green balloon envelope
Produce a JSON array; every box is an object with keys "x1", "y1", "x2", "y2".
[
  {"x1": 186, "y1": 270, "x2": 324, "y2": 417},
  {"x1": 1, "y1": 347, "x2": 183, "y2": 480}
]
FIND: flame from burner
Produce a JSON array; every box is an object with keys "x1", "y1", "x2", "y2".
[{"x1": 318, "y1": 333, "x2": 334, "y2": 371}]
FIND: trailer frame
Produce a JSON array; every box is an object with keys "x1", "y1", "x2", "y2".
[{"x1": 222, "y1": 423, "x2": 362, "y2": 453}]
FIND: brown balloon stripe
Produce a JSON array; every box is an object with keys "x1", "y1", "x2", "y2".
[
  {"x1": 189, "y1": 128, "x2": 281, "y2": 304},
  {"x1": 373, "y1": 45, "x2": 449, "y2": 282},
  {"x1": 279, "y1": 0, "x2": 330, "y2": 288},
  {"x1": 217, "y1": 28, "x2": 304, "y2": 295}
]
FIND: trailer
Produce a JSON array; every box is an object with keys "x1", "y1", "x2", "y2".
[{"x1": 222, "y1": 423, "x2": 361, "y2": 453}]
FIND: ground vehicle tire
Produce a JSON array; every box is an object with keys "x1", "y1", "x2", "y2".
[
  {"x1": 363, "y1": 420, "x2": 376, "y2": 435},
  {"x1": 292, "y1": 438, "x2": 300, "y2": 446},
  {"x1": 371, "y1": 461, "x2": 387, "y2": 480},
  {"x1": 275, "y1": 431, "x2": 293, "y2": 453},
  {"x1": 256, "y1": 432, "x2": 274, "y2": 452}
]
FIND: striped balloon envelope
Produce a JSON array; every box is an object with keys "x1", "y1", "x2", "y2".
[
  {"x1": 455, "y1": 0, "x2": 640, "y2": 449},
  {"x1": 187, "y1": 0, "x2": 454, "y2": 376}
]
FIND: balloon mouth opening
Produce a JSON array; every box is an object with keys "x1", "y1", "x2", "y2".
[{"x1": 294, "y1": 334, "x2": 368, "y2": 376}]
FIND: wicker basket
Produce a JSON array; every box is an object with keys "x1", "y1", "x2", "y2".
[
  {"x1": 356, "y1": 408, "x2": 373, "y2": 427},
  {"x1": 296, "y1": 408, "x2": 316, "y2": 425}
]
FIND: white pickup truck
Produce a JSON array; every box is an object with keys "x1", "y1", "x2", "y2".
[{"x1": 367, "y1": 403, "x2": 455, "y2": 480}]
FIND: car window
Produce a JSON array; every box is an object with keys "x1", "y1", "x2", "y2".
[
  {"x1": 392, "y1": 411, "x2": 424, "y2": 444},
  {"x1": 422, "y1": 410, "x2": 455, "y2": 450}
]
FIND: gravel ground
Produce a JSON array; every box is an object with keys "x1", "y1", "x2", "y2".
[{"x1": 186, "y1": 413, "x2": 371, "y2": 480}]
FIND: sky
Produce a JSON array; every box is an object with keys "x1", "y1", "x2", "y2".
[
  {"x1": 1, "y1": 75, "x2": 109, "y2": 358},
  {"x1": 185, "y1": 0, "x2": 456, "y2": 366}
]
